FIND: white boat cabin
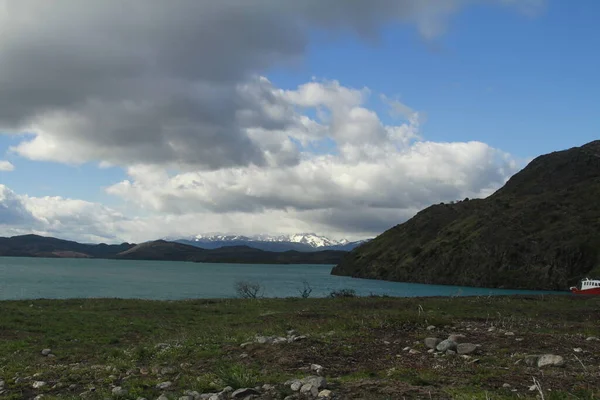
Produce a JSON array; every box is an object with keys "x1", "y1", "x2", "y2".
[{"x1": 578, "y1": 278, "x2": 600, "y2": 290}]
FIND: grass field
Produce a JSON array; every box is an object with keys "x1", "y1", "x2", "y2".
[{"x1": 0, "y1": 294, "x2": 599, "y2": 399}]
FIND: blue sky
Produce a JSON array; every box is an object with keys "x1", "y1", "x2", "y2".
[{"x1": 0, "y1": 0, "x2": 600, "y2": 242}]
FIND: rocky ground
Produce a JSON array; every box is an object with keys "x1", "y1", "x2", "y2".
[{"x1": 0, "y1": 295, "x2": 598, "y2": 399}]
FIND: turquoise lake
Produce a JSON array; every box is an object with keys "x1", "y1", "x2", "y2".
[{"x1": 0, "y1": 257, "x2": 565, "y2": 300}]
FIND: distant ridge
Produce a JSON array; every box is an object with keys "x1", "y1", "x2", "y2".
[
  {"x1": 0, "y1": 234, "x2": 346, "y2": 264},
  {"x1": 332, "y1": 140, "x2": 600, "y2": 291},
  {"x1": 169, "y1": 233, "x2": 370, "y2": 252}
]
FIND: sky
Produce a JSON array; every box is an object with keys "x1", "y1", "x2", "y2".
[{"x1": 0, "y1": 0, "x2": 598, "y2": 244}]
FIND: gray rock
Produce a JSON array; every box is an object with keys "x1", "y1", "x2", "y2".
[
  {"x1": 68, "y1": 384, "x2": 77, "y2": 391},
  {"x1": 424, "y1": 338, "x2": 441, "y2": 349},
  {"x1": 32, "y1": 381, "x2": 46, "y2": 389},
  {"x1": 446, "y1": 350, "x2": 457, "y2": 355},
  {"x1": 262, "y1": 384, "x2": 276, "y2": 391},
  {"x1": 408, "y1": 349, "x2": 421, "y2": 354},
  {"x1": 436, "y1": 339, "x2": 457, "y2": 352},
  {"x1": 300, "y1": 383, "x2": 319, "y2": 397},
  {"x1": 231, "y1": 388, "x2": 261, "y2": 398},
  {"x1": 179, "y1": 397, "x2": 194, "y2": 400},
  {"x1": 112, "y1": 386, "x2": 128, "y2": 396},
  {"x1": 41, "y1": 349, "x2": 52, "y2": 356},
  {"x1": 240, "y1": 342, "x2": 252, "y2": 348},
  {"x1": 207, "y1": 395, "x2": 219, "y2": 400},
  {"x1": 137, "y1": 397, "x2": 148, "y2": 400},
  {"x1": 156, "y1": 396, "x2": 169, "y2": 400},
  {"x1": 447, "y1": 334, "x2": 467, "y2": 343},
  {"x1": 34, "y1": 395, "x2": 44, "y2": 400},
  {"x1": 303, "y1": 376, "x2": 327, "y2": 390},
  {"x1": 290, "y1": 381, "x2": 302, "y2": 391},
  {"x1": 290, "y1": 335, "x2": 308, "y2": 342},
  {"x1": 311, "y1": 363, "x2": 324, "y2": 375},
  {"x1": 318, "y1": 389, "x2": 333, "y2": 398},
  {"x1": 0, "y1": 380, "x2": 4, "y2": 389},
  {"x1": 221, "y1": 386, "x2": 233, "y2": 393},
  {"x1": 586, "y1": 336, "x2": 599, "y2": 341},
  {"x1": 184, "y1": 391, "x2": 201, "y2": 399},
  {"x1": 160, "y1": 367, "x2": 176, "y2": 375},
  {"x1": 156, "y1": 381, "x2": 172, "y2": 390},
  {"x1": 256, "y1": 336, "x2": 272, "y2": 344},
  {"x1": 537, "y1": 354, "x2": 565, "y2": 368},
  {"x1": 272, "y1": 337, "x2": 288, "y2": 344},
  {"x1": 426, "y1": 325, "x2": 436, "y2": 331},
  {"x1": 457, "y1": 343, "x2": 478, "y2": 355}
]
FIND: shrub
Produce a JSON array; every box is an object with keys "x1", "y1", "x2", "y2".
[
  {"x1": 328, "y1": 288, "x2": 357, "y2": 298},
  {"x1": 234, "y1": 280, "x2": 263, "y2": 299},
  {"x1": 298, "y1": 280, "x2": 313, "y2": 298}
]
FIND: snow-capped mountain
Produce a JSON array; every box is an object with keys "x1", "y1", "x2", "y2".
[{"x1": 166, "y1": 233, "x2": 370, "y2": 252}]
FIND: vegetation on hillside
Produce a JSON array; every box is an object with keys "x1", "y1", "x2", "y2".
[{"x1": 332, "y1": 141, "x2": 600, "y2": 290}]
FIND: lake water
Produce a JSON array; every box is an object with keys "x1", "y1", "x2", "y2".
[{"x1": 0, "y1": 257, "x2": 565, "y2": 300}]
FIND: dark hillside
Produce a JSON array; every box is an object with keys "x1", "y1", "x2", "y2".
[{"x1": 331, "y1": 141, "x2": 600, "y2": 290}]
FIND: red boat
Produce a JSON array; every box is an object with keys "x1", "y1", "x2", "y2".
[{"x1": 570, "y1": 278, "x2": 600, "y2": 295}]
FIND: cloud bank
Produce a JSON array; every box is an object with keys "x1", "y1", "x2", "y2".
[{"x1": 0, "y1": 0, "x2": 537, "y2": 242}]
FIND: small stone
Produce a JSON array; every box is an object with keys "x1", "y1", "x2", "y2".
[
  {"x1": 255, "y1": 336, "x2": 271, "y2": 344},
  {"x1": 156, "y1": 381, "x2": 172, "y2": 390},
  {"x1": 318, "y1": 389, "x2": 333, "y2": 398},
  {"x1": 231, "y1": 388, "x2": 261, "y2": 398},
  {"x1": 585, "y1": 336, "x2": 599, "y2": 341},
  {"x1": 221, "y1": 386, "x2": 233, "y2": 393},
  {"x1": 502, "y1": 383, "x2": 511, "y2": 388},
  {"x1": 426, "y1": 325, "x2": 436, "y2": 331},
  {"x1": 262, "y1": 384, "x2": 276, "y2": 391},
  {"x1": 311, "y1": 363, "x2": 324, "y2": 375},
  {"x1": 32, "y1": 381, "x2": 46, "y2": 389},
  {"x1": 160, "y1": 367, "x2": 176, "y2": 375},
  {"x1": 303, "y1": 376, "x2": 327, "y2": 389},
  {"x1": 424, "y1": 338, "x2": 441, "y2": 349},
  {"x1": 240, "y1": 342, "x2": 252, "y2": 348},
  {"x1": 239, "y1": 352, "x2": 249, "y2": 359},
  {"x1": 402, "y1": 346, "x2": 411, "y2": 351},
  {"x1": 290, "y1": 381, "x2": 302, "y2": 391},
  {"x1": 41, "y1": 349, "x2": 52, "y2": 356},
  {"x1": 0, "y1": 380, "x2": 4, "y2": 389},
  {"x1": 447, "y1": 334, "x2": 467, "y2": 343},
  {"x1": 409, "y1": 349, "x2": 421, "y2": 354},
  {"x1": 436, "y1": 339, "x2": 457, "y2": 352},
  {"x1": 34, "y1": 396, "x2": 44, "y2": 400},
  {"x1": 292, "y1": 335, "x2": 308, "y2": 342},
  {"x1": 272, "y1": 337, "x2": 288, "y2": 344},
  {"x1": 156, "y1": 395, "x2": 169, "y2": 400},
  {"x1": 537, "y1": 354, "x2": 565, "y2": 368},
  {"x1": 184, "y1": 391, "x2": 201, "y2": 398},
  {"x1": 179, "y1": 396, "x2": 193, "y2": 400},
  {"x1": 504, "y1": 332, "x2": 515, "y2": 336},
  {"x1": 573, "y1": 347, "x2": 583, "y2": 353},
  {"x1": 300, "y1": 383, "x2": 319, "y2": 397},
  {"x1": 112, "y1": 387, "x2": 128, "y2": 396},
  {"x1": 427, "y1": 349, "x2": 435, "y2": 353},
  {"x1": 137, "y1": 398, "x2": 148, "y2": 400},
  {"x1": 488, "y1": 326, "x2": 496, "y2": 332},
  {"x1": 457, "y1": 343, "x2": 478, "y2": 355},
  {"x1": 69, "y1": 384, "x2": 77, "y2": 391},
  {"x1": 446, "y1": 350, "x2": 457, "y2": 355}
]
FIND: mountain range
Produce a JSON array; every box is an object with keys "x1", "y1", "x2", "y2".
[
  {"x1": 0, "y1": 234, "x2": 346, "y2": 264},
  {"x1": 169, "y1": 233, "x2": 370, "y2": 252},
  {"x1": 332, "y1": 140, "x2": 600, "y2": 291}
]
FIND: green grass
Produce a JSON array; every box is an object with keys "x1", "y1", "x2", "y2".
[{"x1": 0, "y1": 295, "x2": 599, "y2": 399}]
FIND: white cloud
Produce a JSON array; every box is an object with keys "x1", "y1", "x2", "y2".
[
  {"x1": 0, "y1": 0, "x2": 539, "y2": 170},
  {"x1": 0, "y1": 1, "x2": 537, "y2": 242},
  {"x1": 0, "y1": 161, "x2": 15, "y2": 171}
]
